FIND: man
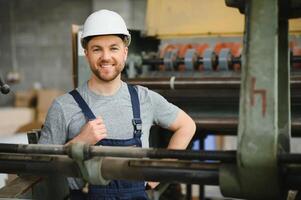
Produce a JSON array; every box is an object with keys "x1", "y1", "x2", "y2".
[{"x1": 39, "y1": 9, "x2": 196, "y2": 199}]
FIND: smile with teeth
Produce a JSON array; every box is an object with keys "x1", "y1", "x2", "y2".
[{"x1": 99, "y1": 63, "x2": 114, "y2": 68}]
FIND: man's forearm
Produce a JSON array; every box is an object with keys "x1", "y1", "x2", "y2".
[{"x1": 167, "y1": 122, "x2": 196, "y2": 150}]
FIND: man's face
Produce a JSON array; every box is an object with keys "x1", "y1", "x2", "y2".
[{"x1": 85, "y1": 35, "x2": 128, "y2": 82}]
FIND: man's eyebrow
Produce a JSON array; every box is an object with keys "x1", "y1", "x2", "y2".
[
  {"x1": 110, "y1": 43, "x2": 120, "y2": 47},
  {"x1": 90, "y1": 45, "x2": 101, "y2": 48}
]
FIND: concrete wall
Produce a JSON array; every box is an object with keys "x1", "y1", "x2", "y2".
[{"x1": 0, "y1": 0, "x2": 92, "y2": 106}]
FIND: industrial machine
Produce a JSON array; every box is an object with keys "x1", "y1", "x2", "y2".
[{"x1": 1, "y1": 0, "x2": 301, "y2": 200}]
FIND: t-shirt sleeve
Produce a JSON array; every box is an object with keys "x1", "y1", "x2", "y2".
[
  {"x1": 38, "y1": 100, "x2": 67, "y2": 145},
  {"x1": 149, "y1": 90, "x2": 180, "y2": 128}
]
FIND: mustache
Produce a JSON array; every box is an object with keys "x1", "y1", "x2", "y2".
[{"x1": 98, "y1": 60, "x2": 114, "y2": 65}]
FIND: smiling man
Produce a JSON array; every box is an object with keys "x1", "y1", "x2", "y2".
[{"x1": 39, "y1": 9, "x2": 196, "y2": 200}]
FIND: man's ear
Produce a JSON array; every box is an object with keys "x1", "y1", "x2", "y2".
[
  {"x1": 84, "y1": 49, "x2": 88, "y2": 58},
  {"x1": 124, "y1": 47, "x2": 128, "y2": 61}
]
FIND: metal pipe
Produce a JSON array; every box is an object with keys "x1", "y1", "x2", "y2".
[
  {"x1": 91, "y1": 147, "x2": 236, "y2": 162},
  {"x1": 141, "y1": 56, "x2": 301, "y2": 67},
  {"x1": 195, "y1": 117, "x2": 301, "y2": 137},
  {"x1": 0, "y1": 153, "x2": 81, "y2": 177},
  {"x1": 0, "y1": 153, "x2": 219, "y2": 185},
  {"x1": 127, "y1": 77, "x2": 241, "y2": 90},
  {"x1": 0, "y1": 143, "x2": 237, "y2": 162},
  {"x1": 2, "y1": 152, "x2": 301, "y2": 187},
  {"x1": 101, "y1": 157, "x2": 219, "y2": 185},
  {"x1": 126, "y1": 76, "x2": 301, "y2": 90}
]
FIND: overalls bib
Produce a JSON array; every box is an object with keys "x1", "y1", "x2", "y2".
[{"x1": 69, "y1": 84, "x2": 148, "y2": 200}]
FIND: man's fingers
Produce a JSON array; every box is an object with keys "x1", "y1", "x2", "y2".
[{"x1": 96, "y1": 133, "x2": 107, "y2": 141}]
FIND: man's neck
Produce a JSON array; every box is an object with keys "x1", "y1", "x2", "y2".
[{"x1": 88, "y1": 77, "x2": 122, "y2": 96}]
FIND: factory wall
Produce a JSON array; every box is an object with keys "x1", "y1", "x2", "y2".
[
  {"x1": 0, "y1": 0, "x2": 147, "y2": 107},
  {"x1": 0, "y1": 0, "x2": 92, "y2": 106}
]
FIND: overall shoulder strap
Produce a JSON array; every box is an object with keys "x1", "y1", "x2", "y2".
[
  {"x1": 127, "y1": 84, "x2": 142, "y2": 135},
  {"x1": 69, "y1": 89, "x2": 96, "y2": 121}
]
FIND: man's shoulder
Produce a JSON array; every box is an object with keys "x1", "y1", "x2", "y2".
[
  {"x1": 134, "y1": 84, "x2": 150, "y2": 97},
  {"x1": 130, "y1": 84, "x2": 163, "y2": 104},
  {"x1": 55, "y1": 91, "x2": 75, "y2": 103}
]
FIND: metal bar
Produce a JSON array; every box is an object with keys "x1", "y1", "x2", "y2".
[
  {"x1": 101, "y1": 157, "x2": 219, "y2": 185},
  {"x1": 0, "y1": 143, "x2": 237, "y2": 162},
  {"x1": 129, "y1": 159, "x2": 220, "y2": 171},
  {"x1": 195, "y1": 117, "x2": 301, "y2": 137},
  {"x1": 0, "y1": 153, "x2": 81, "y2": 177},
  {"x1": 126, "y1": 76, "x2": 301, "y2": 90},
  {"x1": 0, "y1": 153, "x2": 220, "y2": 185},
  {"x1": 91, "y1": 147, "x2": 236, "y2": 162},
  {"x1": 127, "y1": 77, "x2": 241, "y2": 90},
  {"x1": 141, "y1": 56, "x2": 301, "y2": 67}
]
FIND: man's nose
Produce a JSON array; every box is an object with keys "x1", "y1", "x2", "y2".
[{"x1": 102, "y1": 49, "x2": 111, "y2": 60}]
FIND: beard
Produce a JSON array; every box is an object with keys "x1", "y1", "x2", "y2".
[{"x1": 91, "y1": 64, "x2": 123, "y2": 82}]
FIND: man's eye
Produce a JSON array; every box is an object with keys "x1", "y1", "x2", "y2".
[
  {"x1": 111, "y1": 47, "x2": 119, "y2": 51},
  {"x1": 92, "y1": 48, "x2": 100, "y2": 52}
]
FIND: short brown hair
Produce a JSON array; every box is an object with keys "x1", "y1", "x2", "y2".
[{"x1": 81, "y1": 34, "x2": 129, "y2": 49}]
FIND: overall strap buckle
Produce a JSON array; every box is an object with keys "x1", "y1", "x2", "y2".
[{"x1": 132, "y1": 118, "x2": 142, "y2": 134}]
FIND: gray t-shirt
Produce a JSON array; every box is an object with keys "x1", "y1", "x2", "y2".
[{"x1": 38, "y1": 81, "x2": 179, "y2": 189}]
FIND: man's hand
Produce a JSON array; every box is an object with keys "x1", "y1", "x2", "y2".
[{"x1": 67, "y1": 116, "x2": 107, "y2": 145}]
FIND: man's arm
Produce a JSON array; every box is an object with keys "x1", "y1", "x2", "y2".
[
  {"x1": 167, "y1": 109, "x2": 196, "y2": 149},
  {"x1": 38, "y1": 100, "x2": 67, "y2": 145},
  {"x1": 147, "y1": 110, "x2": 195, "y2": 189}
]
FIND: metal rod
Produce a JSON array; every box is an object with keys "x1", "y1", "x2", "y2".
[
  {"x1": 0, "y1": 153, "x2": 81, "y2": 177},
  {"x1": 142, "y1": 56, "x2": 301, "y2": 67},
  {"x1": 2, "y1": 143, "x2": 301, "y2": 162},
  {"x1": 0, "y1": 143, "x2": 237, "y2": 162},
  {"x1": 129, "y1": 159, "x2": 220, "y2": 171},
  {"x1": 127, "y1": 77, "x2": 241, "y2": 90},
  {"x1": 194, "y1": 117, "x2": 301, "y2": 137},
  {"x1": 102, "y1": 157, "x2": 219, "y2": 185},
  {"x1": 0, "y1": 153, "x2": 219, "y2": 185},
  {"x1": 91, "y1": 147, "x2": 236, "y2": 162},
  {"x1": 126, "y1": 76, "x2": 301, "y2": 90}
]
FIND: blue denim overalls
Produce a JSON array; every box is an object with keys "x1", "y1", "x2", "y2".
[{"x1": 69, "y1": 84, "x2": 148, "y2": 200}]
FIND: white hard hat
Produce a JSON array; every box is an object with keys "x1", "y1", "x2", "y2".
[{"x1": 81, "y1": 9, "x2": 131, "y2": 48}]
